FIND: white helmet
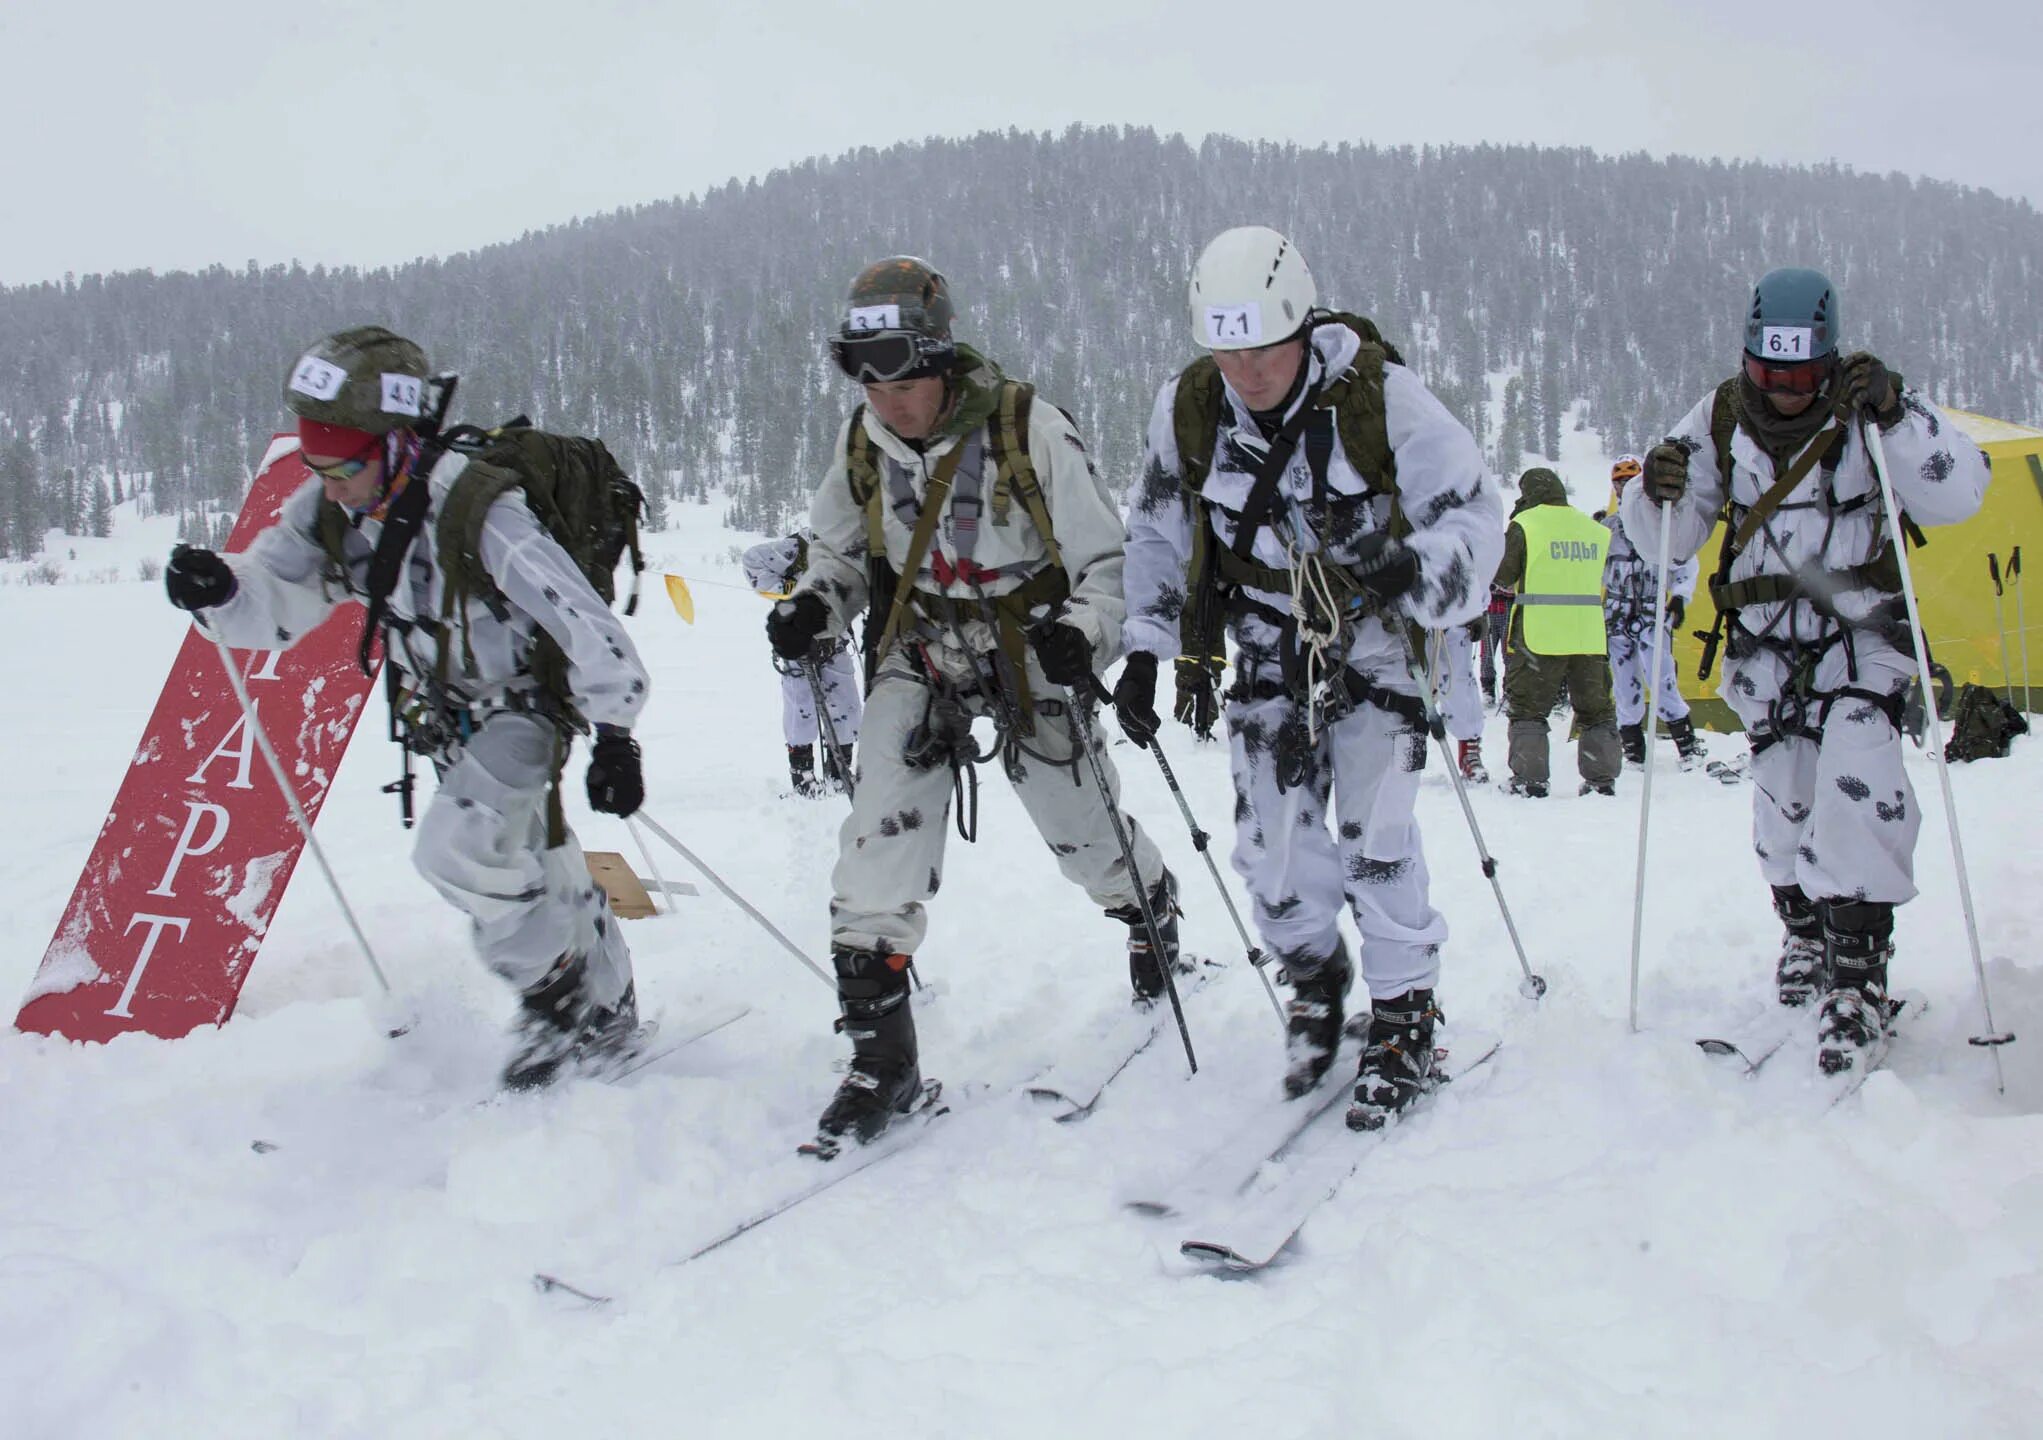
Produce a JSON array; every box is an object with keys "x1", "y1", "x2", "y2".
[{"x1": 1188, "y1": 226, "x2": 1318, "y2": 351}]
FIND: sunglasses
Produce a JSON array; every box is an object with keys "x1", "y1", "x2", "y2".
[
  {"x1": 830, "y1": 331, "x2": 950, "y2": 384},
  {"x1": 303, "y1": 432, "x2": 382, "y2": 482},
  {"x1": 1743, "y1": 352, "x2": 1833, "y2": 397}
]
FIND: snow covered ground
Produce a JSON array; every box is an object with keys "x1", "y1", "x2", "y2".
[{"x1": 5, "y1": 495, "x2": 2043, "y2": 1439}]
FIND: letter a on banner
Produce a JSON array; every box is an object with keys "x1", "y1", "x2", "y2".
[{"x1": 14, "y1": 436, "x2": 383, "y2": 1043}]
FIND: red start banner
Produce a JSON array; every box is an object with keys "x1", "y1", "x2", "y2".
[{"x1": 14, "y1": 435, "x2": 382, "y2": 1043}]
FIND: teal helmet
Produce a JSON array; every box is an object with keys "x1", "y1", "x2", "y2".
[{"x1": 1744, "y1": 268, "x2": 1838, "y2": 363}]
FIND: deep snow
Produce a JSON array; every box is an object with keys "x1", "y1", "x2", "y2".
[{"x1": 4, "y1": 494, "x2": 2043, "y2": 1440}]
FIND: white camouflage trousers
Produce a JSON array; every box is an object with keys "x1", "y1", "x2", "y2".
[
  {"x1": 1722, "y1": 640, "x2": 1921, "y2": 905},
  {"x1": 1432, "y1": 625, "x2": 1485, "y2": 744},
  {"x1": 829, "y1": 653, "x2": 1165, "y2": 956},
  {"x1": 1227, "y1": 687, "x2": 1447, "y2": 999},
  {"x1": 777, "y1": 644, "x2": 863, "y2": 748},
  {"x1": 1608, "y1": 623, "x2": 1691, "y2": 727},
  {"x1": 413, "y1": 713, "x2": 634, "y2": 1006}
]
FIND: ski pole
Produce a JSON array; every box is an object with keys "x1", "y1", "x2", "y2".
[
  {"x1": 1391, "y1": 622, "x2": 1546, "y2": 1000},
  {"x1": 2012, "y1": 547, "x2": 2029, "y2": 715},
  {"x1": 632, "y1": 808, "x2": 833, "y2": 989},
  {"x1": 802, "y1": 654, "x2": 855, "y2": 799},
  {"x1": 1141, "y1": 732, "x2": 1287, "y2": 1034},
  {"x1": 623, "y1": 816, "x2": 686, "y2": 917},
  {"x1": 1865, "y1": 422, "x2": 2013, "y2": 1088},
  {"x1": 200, "y1": 624, "x2": 402, "y2": 1023},
  {"x1": 1989, "y1": 553, "x2": 2013, "y2": 708},
  {"x1": 1070, "y1": 675, "x2": 1197, "y2": 1075},
  {"x1": 1627, "y1": 497, "x2": 1676, "y2": 1034}
]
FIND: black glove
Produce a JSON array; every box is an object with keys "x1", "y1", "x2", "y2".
[
  {"x1": 1643, "y1": 442, "x2": 1689, "y2": 505},
  {"x1": 1173, "y1": 656, "x2": 1220, "y2": 740},
  {"x1": 1347, "y1": 532, "x2": 1420, "y2": 603},
  {"x1": 585, "y1": 727, "x2": 644, "y2": 817},
  {"x1": 1030, "y1": 621, "x2": 1097, "y2": 689},
  {"x1": 1113, "y1": 652, "x2": 1162, "y2": 746},
  {"x1": 1665, "y1": 596, "x2": 1686, "y2": 632},
  {"x1": 766, "y1": 592, "x2": 829, "y2": 661},
  {"x1": 165, "y1": 544, "x2": 236, "y2": 612},
  {"x1": 1838, "y1": 352, "x2": 1905, "y2": 428}
]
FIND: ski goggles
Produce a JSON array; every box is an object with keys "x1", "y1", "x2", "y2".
[
  {"x1": 1743, "y1": 351, "x2": 1834, "y2": 397},
  {"x1": 301, "y1": 431, "x2": 383, "y2": 482},
  {"x1": 830, "y1": 330, "x2": 952, "y2": 384}
]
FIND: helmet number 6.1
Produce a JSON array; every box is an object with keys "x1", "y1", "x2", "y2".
[{"x1": 1761, "y1": 325, "x2": 1812, "y2": 360}]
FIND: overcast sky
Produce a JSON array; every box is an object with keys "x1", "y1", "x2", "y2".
[{"x1": 1, "y1": 0, "x2": 2033, "y2": 287}]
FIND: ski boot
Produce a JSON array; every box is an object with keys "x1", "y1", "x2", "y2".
[
  {"x1": 788, "y1": 744, "x2": 825, "y2": 798},
  {"x1": 1504, "y1": 777, "x2": 1548, "y2": 798},
  {"x1": 1457, "y1": 739, "x2": 1490, "y2": 785},
  {"x1": 1620, "y1": 722, "x2": 1646, "y2": 769},
  {"x1": 1348, "y1": 988, "x2": 1442, "y2": 1131},
  {"x1": 1579, "y1": 779, "x2": 1617, "y2": 797},
  {"x1": 1771, "y1": 884, "x2": 1826, "y2": 1007},
  {"x1": 1816, "y1": 901, "x2": 1894, "y2": 1076},
  {"x1": 1281, "y1": 941, "x2": 1353, "y2": 1099},
  {"x1": 1669, "y1": 716, "x2": 1706, "y2": 771},
  {"x1": 814, "y1": 946, "x2": 923, "y2": 1153},
  {"x1": 1109, "y1": 870, "x2": 1181, "y2": 1003},
  {"x1": 502, "y1": 954, "x2": 641, "y2": 1091}
]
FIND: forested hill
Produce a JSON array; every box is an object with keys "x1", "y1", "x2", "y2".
[{"x1": 2, "y1": 126, "x2": 2039, "y2": 556}]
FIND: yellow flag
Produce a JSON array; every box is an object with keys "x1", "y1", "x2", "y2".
[{"x1": 664, "y1": 573, "x2": 696, "y2": 624}]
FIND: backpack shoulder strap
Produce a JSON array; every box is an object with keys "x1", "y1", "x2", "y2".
[
  {"x1": 1709, "y1": 377, "x2": 1740, "y2": 499},
  {"x1": 873, "y1": 440, "x2": 970, "y2": 662},
  {"x1": 843, "y1": 406, "x2": 889, "y2": 560},
  {"x1": 1170, "y1": 357, "x2": 1224, "y2": 495},
  {"x1": 986, "y1": 380, "x2": 1064, "y2": 574},
  {"x1": 1320, "y1": 337, "x2": 1404, "y2": 537},
  {"x1": 354, "y1": 467, "x2": 436, "y2": 675}
]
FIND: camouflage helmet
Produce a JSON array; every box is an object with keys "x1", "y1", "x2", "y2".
[
  {"x1": 282, "y1": 326, "x2": 430, "y2": 434},
  {"x1": 829, "y1": 257, "x2": 958, "y2": 382},
  {"x1": 842, "y1": 256, "x2": 954, "y2": 343}
]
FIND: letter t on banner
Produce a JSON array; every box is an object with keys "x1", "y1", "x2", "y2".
[{"x1": 15, "y1": 436, "x2": 383, "y2": 1042}]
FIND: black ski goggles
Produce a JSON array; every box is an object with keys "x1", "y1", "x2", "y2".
[{"x1": 830, "y1": 330, "x2": 952, "y2": 384}]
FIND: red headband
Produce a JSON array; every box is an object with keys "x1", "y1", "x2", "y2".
[{"x1": 297, "y1": 417, "x2": 379, "y2": 458}]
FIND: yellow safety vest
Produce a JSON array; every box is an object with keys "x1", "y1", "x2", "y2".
[{"x1": 1514, "y1": 504, "x2": 1607, "y2": 656}]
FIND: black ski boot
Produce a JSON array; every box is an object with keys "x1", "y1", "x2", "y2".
[
  {"x1": 1669, "y1": 716, "x2": 1706, "y2": 771},
  {"x1": 788, "y1": 744, "x2": 825, "y2": 797},
  {"x1": 1348, "y1": 988, "x2": 1442, "y2": 1131},
  {"x1": 502, "y1": 954, "x2": 640, "y2": 1091},
  {"x1": 1620, "y1": 722, "x2": 1646, "y2": 768},
  {"x1": 1109, "y1": 870, "x2": 1181, "y2": 1003},
  {"x1": 1772, "y1": 884, "x2": 1826, "y2": 1007},
  {"x1": 1504, "y1": 777, "x2": 1549, "y2": 798},
  {"x1": 1817, "y1": 900, "x2": 1894, "y2": 1076},
  {"x1": 814, "y1": 946, "x2": 923, "y2": 1153},
  {"x1": 1579, "y1": 779, "x2": 1617, "y2": 797},
  {"x1": 1281, "y1": 940, "x2": 1353, "y2": 1098}
]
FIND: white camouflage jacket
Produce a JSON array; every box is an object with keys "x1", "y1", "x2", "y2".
[
  {"x1": 1122, "y1": 322, "x2": 1502, "y2": 686},
  {"x1": 1619, "y1": 386, "x2": 1989, "y2": 650},
  {"x1": 796, "y1": 360, "x2": 1129, "y2": 679},
  {"x1": 197, "y1": 448, "x2": 650, "y2": 731},
  {"x1": 1602, "y1": 508, "x2": 1699, "y2": 633}
]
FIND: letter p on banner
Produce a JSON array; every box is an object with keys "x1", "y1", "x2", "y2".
[{"x1": 14, "y1": 436, "x2": 382, "y2": 1042}]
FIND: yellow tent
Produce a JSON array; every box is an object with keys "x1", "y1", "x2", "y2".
[{"x1": 1674, "y1": 407, "x2": 2043, "y2": 729}]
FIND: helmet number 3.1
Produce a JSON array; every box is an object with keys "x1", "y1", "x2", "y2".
[{"x1": 1204, "y1": 304, "x2": 1263, "y2": 347}]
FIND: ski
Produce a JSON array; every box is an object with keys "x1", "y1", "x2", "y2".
[
  {"x1": 1704, "y1": 755, "x2": 1748, "y2": 785},
  {"x1": 1026, "y1": 958, "x2": 1221, "y2": 1122},
  {"x1": 604, "y1": 1003, "x2": 754, "y2": 1082},
  {"x1": 1695, "y1": 1013, "x2": 1797, "y2": 1076},
  {"x1": 1177, "y1": 1036, "x2": 1501, "y2": 1271},
  {"x1": 1121, "y1": 1011, "x2": 1391, "y2": 1217}
]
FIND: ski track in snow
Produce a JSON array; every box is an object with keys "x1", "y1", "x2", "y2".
[{"x1": 5, "y1": 501, "x2": 2043, "y2": 1439}]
